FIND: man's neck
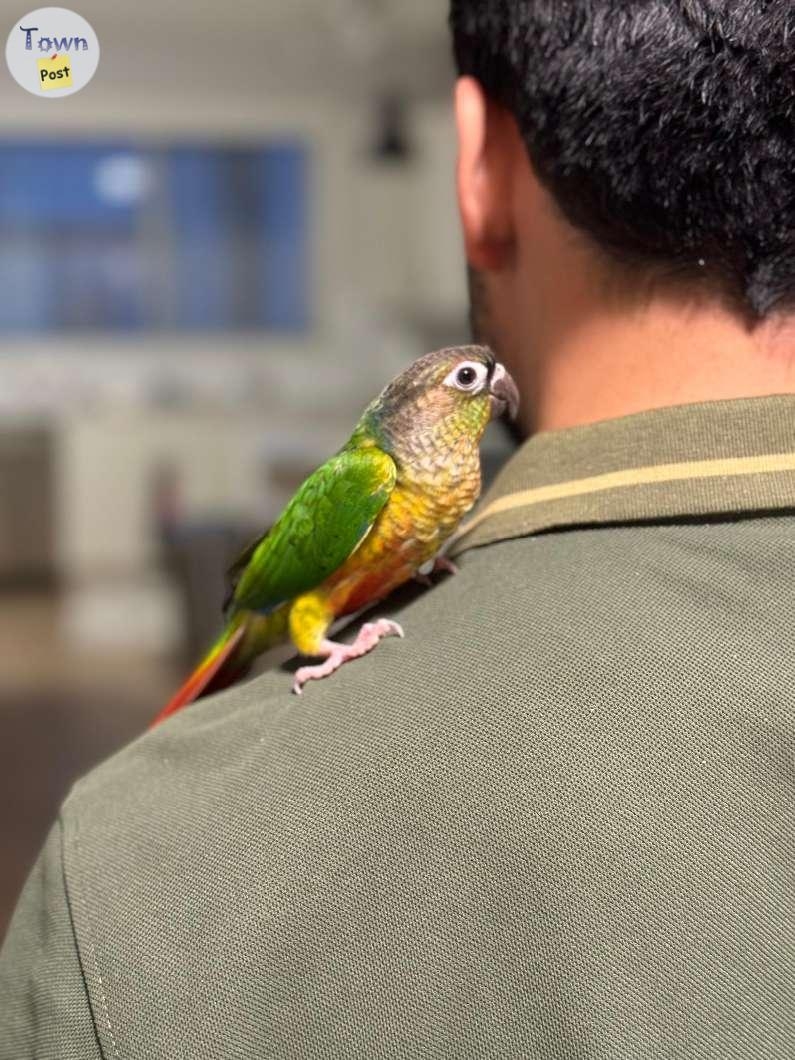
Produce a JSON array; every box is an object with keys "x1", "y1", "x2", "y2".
[{"x1": 517, "y1": 290, "x2": 795, "y2": 436}]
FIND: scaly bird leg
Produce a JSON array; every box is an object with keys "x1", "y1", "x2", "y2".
[
  {"x1": 292, "y1": 618, "x2": 404, "y2": 694},
  {"x1": 414, "y1": 554, "x2": 459, "y2": 586},
  {"x1": 433, "y1": 555, "x2": 459, "y2": 577}
]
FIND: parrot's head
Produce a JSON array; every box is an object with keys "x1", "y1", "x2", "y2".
[{"x1": 365, "y1": 346, "x2": 519, "y2": 454}]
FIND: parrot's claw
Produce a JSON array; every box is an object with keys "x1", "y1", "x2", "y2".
[{"x1": 292, "y1": 619, "x2": 404, "y2": 694}]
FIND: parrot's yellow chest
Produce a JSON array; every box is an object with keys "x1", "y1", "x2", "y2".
[{"x1": 319, "y1": 434, "x2": 482, "y2": 617}]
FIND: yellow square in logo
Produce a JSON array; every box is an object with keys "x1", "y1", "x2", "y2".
[{"x1": 37, "y1": 54, "x2": 72, "y2": 91}]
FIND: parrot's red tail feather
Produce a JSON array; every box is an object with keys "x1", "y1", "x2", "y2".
[{"x1": 149, "y1": 624, "x2": 247, "y2": 729}]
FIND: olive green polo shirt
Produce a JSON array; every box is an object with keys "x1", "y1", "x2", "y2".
[{"x1": 2, "y1": 395, "x2": 795, "y2": 1059}]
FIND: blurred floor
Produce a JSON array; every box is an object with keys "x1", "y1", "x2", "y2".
[{"x1": 0, "y1": 590, "x2": 179, "y2": 941}]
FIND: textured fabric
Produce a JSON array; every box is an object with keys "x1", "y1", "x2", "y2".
[
  {"x1": 2, "y1": 396, "x2": 795, "y2": 1058},
  {"x1": 0, "y1": 823, "x2": 102, "y2": 1059}
]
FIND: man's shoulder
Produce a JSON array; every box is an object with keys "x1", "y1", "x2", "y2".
[
  {"x1": 64, "y1": 527, "x2": 624, "y2": 818},
  {"x1": 63, "y1": 520, "x2": 691, "y2": 814},
  {"x1": 60, "y1": 520, "x2": 676, "y2": 896},
  {"x1": 64, "y1": 511, "x2": 757, "y2": 832}
]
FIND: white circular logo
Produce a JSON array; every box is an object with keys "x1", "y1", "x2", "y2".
[{"x1": 6, "y1": 7, "x2": 99, "y2": 97}]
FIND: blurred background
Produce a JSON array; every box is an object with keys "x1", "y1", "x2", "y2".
[{"x1": 0, "y1": 0, "x2": 513, "y2": 938}]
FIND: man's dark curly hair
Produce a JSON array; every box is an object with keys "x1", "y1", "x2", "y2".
[{"x1": 450, "y1": 1, "x2": 795, "y2": 318}]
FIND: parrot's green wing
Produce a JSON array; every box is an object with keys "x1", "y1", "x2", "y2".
[{"x1": 228, "y1": 445, "x2": 397, "y2": 615}]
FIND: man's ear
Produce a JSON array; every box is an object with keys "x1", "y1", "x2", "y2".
[{"x1": 455, "y1": 76, "x2": 518, "y2": 272}]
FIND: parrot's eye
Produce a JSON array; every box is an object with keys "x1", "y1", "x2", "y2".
[{"x1": 443, "y1": 361, "x2": 488, "y2": 393}]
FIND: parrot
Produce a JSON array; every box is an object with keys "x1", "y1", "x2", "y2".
[{"x1": 150, "y1": 345, "x2": 518, "y2": 727}]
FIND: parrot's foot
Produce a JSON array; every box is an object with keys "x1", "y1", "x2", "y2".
[
  {"x1": 414, "y1": 554, "x2": 459, "y2": 587},
  {"x1": 292, "y1": 619, "x2": 404, "y2": 694}
]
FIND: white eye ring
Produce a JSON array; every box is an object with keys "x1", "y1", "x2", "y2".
[{"x1": 443, "y1": 360, "x2": 489, "y2": 393}]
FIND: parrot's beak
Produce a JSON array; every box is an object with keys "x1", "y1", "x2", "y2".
[{"x1": 489, "y1": 363, "x2": 520, "y2": 421}]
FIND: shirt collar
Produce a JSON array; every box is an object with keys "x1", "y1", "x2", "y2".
[{"x1": 450, "y1": 394, "x2": 795, "y2": 556}]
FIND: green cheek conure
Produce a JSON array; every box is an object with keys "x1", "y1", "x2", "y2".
[{"x1": 151, "y1": 346, "x2": 519, "y2": 727}]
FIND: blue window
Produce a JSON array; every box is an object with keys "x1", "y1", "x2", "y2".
[{"x1": 0, "y1": 141, "x2": 310, "y2": 333}]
